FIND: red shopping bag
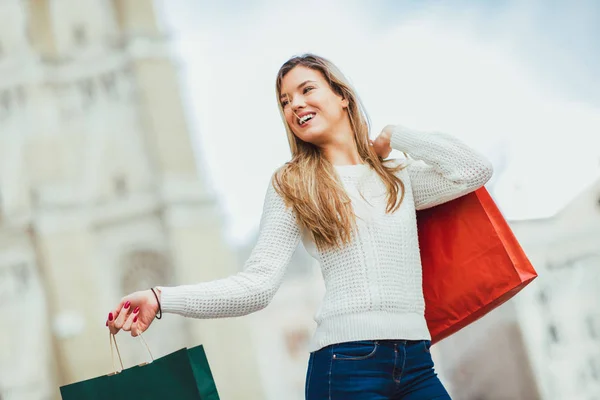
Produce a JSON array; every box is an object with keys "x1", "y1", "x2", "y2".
[{"x1": 417, "y1": 187, "x2": 537, "y2": 344}]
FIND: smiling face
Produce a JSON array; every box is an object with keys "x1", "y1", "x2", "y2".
[{"x1": 278, "y1": 66, "x2": 350, "y2": 146}]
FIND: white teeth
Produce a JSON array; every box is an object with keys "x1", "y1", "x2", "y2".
[{"x1": 298, "y1": 113, "x2": 315, "y2": 125}]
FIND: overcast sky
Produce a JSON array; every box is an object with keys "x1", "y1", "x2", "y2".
[{"x1": 157, "y1": 0, "x2": 600, "y2": 244}]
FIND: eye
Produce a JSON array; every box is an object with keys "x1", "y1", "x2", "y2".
[
  {"x1": 303, "y1": 86, "x2": 315, "y2": 94},
  {"x1": 281, "y1": 99, "x2": 289, "y2": 107}
]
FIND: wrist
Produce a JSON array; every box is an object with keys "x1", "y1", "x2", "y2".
[
  {"x1": 382, "y1": 124, "x2": 395, "y2": 137},
  {"x1": 150, "y1": 287, "x2": 163, "y2": 319}
]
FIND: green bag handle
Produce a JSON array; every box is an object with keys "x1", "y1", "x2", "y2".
[{"x1": 108, "y1": 332, "x2": 154, "y2": 376}]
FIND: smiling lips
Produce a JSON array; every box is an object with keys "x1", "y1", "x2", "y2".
[{"x1": 297, "y1": 112, "x2": 316, "y2": 126}]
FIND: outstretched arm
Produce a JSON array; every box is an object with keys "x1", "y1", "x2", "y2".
[
  {"x1": 158, "y1": 177, "x2": 301, "y2": 318},
  {"x1": 107, "y1": 176, "x2": 301, "y2": 336}
]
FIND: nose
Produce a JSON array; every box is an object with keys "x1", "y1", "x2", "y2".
[{"x1": 291, "y1": 95, "x2": 306, "y2": 112}]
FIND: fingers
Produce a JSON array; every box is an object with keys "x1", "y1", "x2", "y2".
[
  {"x1": 106, "y1": 299, "x2": 128, "y2": 334},
  {"x1": 113, "y1": 300, "x2": 132, "y2": 331},
  {"x1": 131, "y1": 323, "x2": 141, "y2": 337},
  {"x1": 122, "y1": 306, "x2": 140, "y2": 333},
  {"x1": 105, "y1": 292, "x2": 151, "y2": 337},
  {"x1": 371, "y1": 136, "x2": 392, "y2": 159},
  {"x1": 106, "y1": 311, "x2": 117, "y2": 334},
  {"x1": 107, "y1": 305, "x2": 122, "y2": 335}
]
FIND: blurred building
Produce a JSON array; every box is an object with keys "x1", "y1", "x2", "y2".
[
  {"x1": 434, "y1": 177, "x2": 600, "y2": 399},
  {"x1": 509, "y1": 177, "x2": 600, "y2": 400},
  {"x1": 0, "y1": 1, "x2": 263, "y2": 399},
  {"x1": 433, "y1": 294, "x2": 541, "y2": 399}
]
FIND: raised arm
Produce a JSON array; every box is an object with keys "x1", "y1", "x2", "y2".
[
  {"x1": 389, "y1": 125, "x2": 493, "y2": 210},
  {"x1": 158, "y1": 176, "x2": 301, "y2": 319}
]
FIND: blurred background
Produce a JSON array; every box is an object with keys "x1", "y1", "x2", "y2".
[{"x1": 0, "y1": 0, "x2": 598, "y2": 399}]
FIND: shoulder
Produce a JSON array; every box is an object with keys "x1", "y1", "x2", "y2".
[
  {"x1": 383, "y1": 157, "x2": 411, "y2": 172},
  {"x1": 383, "y1": 157, "x2": 405, "y2": 167},
  {"x1": 383, "y1": 157, "x2": 428, "y2": 171},
  {"x1": 270, "y1": 163, "x2": 293, "y2": 189},
  {"x1": 264, "y1": 163, "x2": 297, "y2": 208}
]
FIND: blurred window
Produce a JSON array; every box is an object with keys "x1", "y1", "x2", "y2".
[{"x1": 120, "y1": 250, "x2": 172, "y2": 295}]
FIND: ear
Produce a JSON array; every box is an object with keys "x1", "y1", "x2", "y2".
[{"x1": 341, "y1": 97, "x2": 349, "y2": 109}]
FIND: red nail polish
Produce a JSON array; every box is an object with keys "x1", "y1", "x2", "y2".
[
  {"x1": 134, "y1": 306, "x2": 140, "y2": 313},
  {"x1": 108, "y1": 313, "x2": 113, "y2": 321},
  {"x1": 106, "y1": 321, "x2": 108, "y2": 326},
  {"x1": 133, "y1": 315, "x2": 138, "y2": 323},
  {"x1": 124, "y1": 301, "x2": 130, "y2": 309}
]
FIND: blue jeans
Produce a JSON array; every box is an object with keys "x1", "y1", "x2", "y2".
[{"x1": 305, "y1": 340, "x2": 451, "y2": 399}]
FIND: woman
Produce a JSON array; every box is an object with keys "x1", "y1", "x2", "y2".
[{"x1": 107, "y1": 53, "x2": 493, "y2": 399}]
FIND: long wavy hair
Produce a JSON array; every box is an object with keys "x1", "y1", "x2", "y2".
[{"x1": 273, "y1": 54, "x2": 405, "y2": 249}]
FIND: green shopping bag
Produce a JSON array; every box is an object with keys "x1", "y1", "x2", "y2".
[{"x1": 60, "y1": 333, "x2": 220, "y2": 400}]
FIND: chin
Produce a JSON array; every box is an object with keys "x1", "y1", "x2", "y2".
[{"x1": 298, "y1": 129, "x2": 327, "y2": 146}]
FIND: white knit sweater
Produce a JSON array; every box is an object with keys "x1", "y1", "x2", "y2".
[{"x1": 159, "y1": 125, "x2": 493, "y2": 352}]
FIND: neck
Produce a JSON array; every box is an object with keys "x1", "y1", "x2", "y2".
[{"x1": 319, "y1": 120, "x2": 364, "y2": 166}]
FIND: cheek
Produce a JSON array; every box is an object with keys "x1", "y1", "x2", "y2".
[
  {"x1": 284, "y1": 110, "x2": 301, "y2": 136},
  {"x1": 317, "y1": 97, "x2": 341, "y2": 120},
  {"x1": 284, "y1": 109, "x2": 295, "y2": 127}
]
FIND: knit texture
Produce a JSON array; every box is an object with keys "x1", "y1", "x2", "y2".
[{"x1": 159, "y1": 125, "x2": 493, "y2": 352}]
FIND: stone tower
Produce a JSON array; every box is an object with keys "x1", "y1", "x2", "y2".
[{"x1": 0, "y1": 1, "x2": 264, "y2": 398}]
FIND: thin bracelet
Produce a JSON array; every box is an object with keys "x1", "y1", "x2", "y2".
[{"x1": 150, "y1": 287, "x2": 162, "y2": 320}]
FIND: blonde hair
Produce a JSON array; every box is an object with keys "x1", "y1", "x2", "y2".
[{"x1": 274, "y1": 54, "x2": 405, "y2": 249}]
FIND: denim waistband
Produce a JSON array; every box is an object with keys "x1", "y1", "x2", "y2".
[{"x1": 373, "y1": 339, "x2": 426, "y2": 349}]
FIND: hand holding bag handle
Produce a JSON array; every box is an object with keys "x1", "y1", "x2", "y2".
[{"x1": 107, "y1": 331, "x2": 155, "y2": 376}]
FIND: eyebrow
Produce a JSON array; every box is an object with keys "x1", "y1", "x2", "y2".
[{"x1": 280, "y1": 80, "x2": 317, "y2": 100}]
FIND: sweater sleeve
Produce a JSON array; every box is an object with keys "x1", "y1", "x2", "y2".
[
  {"x1": 390, "y1": 125, "x2": 493, "y2": 210},
  {"x1": 158, "y1": 176, "x2": 301, "y2": 319}
]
